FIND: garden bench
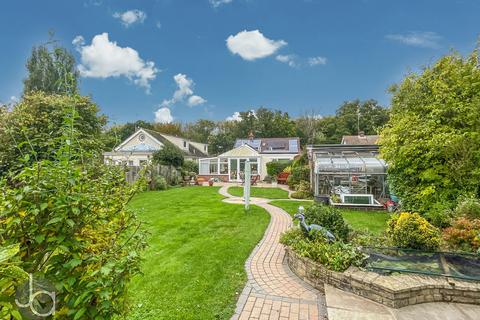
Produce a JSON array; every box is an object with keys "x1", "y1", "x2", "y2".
[{"x1": 277, "y1": 172, "x2": 289, "y2": 184}]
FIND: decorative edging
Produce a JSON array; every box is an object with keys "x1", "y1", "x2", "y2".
[{"x1": 285, "y1": 246, "x2": 480, "y2": 308}]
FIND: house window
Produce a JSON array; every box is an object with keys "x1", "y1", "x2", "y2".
[
  {"x1": 183, "y1": 141, "x2": 187, "y2": 148},
  {"x1": 219, "y1": 159, "x2": 228, "y2": 174},
  {"x1": 204, "y1": 145, "x2": 207, "y2": 151},
  {"x1": 128, "y1": 160, "x2": 134, "y2": 166},
  {"x1": 209, "y1": 159, "x2": 218, "y2": 174}
]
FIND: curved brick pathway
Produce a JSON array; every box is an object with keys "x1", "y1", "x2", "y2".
[{"x1": 219, "y1": 186, "x2": 328, "y2": 320}]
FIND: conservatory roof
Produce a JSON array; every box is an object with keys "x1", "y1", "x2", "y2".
[{"x1": 315, "y1": 155, "x2": 386, "y2": 174}]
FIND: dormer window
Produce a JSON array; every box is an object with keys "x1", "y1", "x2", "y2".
[{"x1": 183, "y1": 141, "x2": 187, "y2": 148}]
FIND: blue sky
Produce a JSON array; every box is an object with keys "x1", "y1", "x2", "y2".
[{"x1": 1, "y1": 0, "x2": 479, "y2": 124}]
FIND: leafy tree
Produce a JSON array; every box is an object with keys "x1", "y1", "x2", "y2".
[
  {"x1": 152, "y1": 143, "x2": 184, "y2": 167},
  {"x1": 23, "y1": 42, "x2": 79, "y2": 95},
  {"x1": 184, "y1": 119, "x2": 216, "y2": 143},
  {"x1": 152, "y1": 122, "x2": 183, "y2": 136},
  {"x1": 0, "y1": 109, "x2": 146, "y2": 319},
  {"x1": 0, "y1": 91, "x2": 106, "y2": 175},
  {"x1": 380, "y1": 50, "x2": 480, "y2": 213}
]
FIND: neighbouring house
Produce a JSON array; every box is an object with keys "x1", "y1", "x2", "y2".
[
  {"x1": 103, "y1": 128, "x2": 208, "y2": 166},
  {"x1": 341, "y1": 131, "x2": 379, "y2": 145},
  {"x1": 307, "y1": 135, "x2": 387, "y2": 209},
  {"x1": 198, "y1": 134, "x2": 300, "y2": 182}
]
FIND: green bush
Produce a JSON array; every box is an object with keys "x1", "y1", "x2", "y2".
[
  {"x1": 386, "y1": 212, "x2": 441, "y2": 250},
  {"x1": 280, "y1": 228, "x2": 366, "y2": 272},
  {"x1": 0, "y1": 111, "x2": 147, "y2": 319},
  {"x1": 0, "y1": 244, "x2": 28, "y2": 319},
  {"x1": 287, "y1": 165, "x2": 310, "y2": 189},
  {"x1": 182, "y1": 160, "x2": 198, "y2": 174},
  {"x1": 151, "y1": 175, "x2": 168, "y2": 190},
  {"x1": 291, "y1": 181, "x2": 313, "y2": 199},
  {"x1": 424, "y1": 203, "x2": 454, "y2": 228},
  {"x1": 266, "y1": 160, "x2": 291, "y2": 177},
  {"x1": 304, "y1": 204, "x2": 351, "y2": 241},
  {"x1": 454, "y1": 196, "x2": 480, "y2": 219},
  {"x1": 152, "y1": 143, "x2": 184, "y2": 167}
]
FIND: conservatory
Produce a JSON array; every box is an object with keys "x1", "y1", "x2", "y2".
[{"x1": 308, "y1": 145, "x2": 388, "y2": 207}]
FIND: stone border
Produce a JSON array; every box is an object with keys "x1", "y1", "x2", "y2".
[{"x1": 285, "y1": 246, "x2": 480, "y2": 308}]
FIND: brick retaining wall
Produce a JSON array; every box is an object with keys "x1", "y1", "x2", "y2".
[{"x1": 285, "y1": 246, "x2": 480, "y2": 308}]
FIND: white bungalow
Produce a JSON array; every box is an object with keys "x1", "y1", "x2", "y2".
[
  {"x1": 198, "y1": 136, "x2": 300, "y2": 182},
  {"x1": 103, "y1": 128, "x2": 208, "y2": 166}
]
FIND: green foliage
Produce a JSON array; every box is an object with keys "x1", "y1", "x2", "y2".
[
  {"x1": 0, "y1": 244, "x2": 29, "y2": 319},
  {"x1": 0, "y1": 109, "x2": 146, "y2": 319},
  {"x1": 280, "y1": 228, "x2": 366, "y2": 272},
  {"x1": 386, "y1": 212, "x2": 441, "y2": 250},
  {"x1": 182, "y1": 160, "x2": 199, "y2": 175},
  {"x1": 0, "y1": 92, "x2": 106, "y2": 176},
  {"x1": 442, "y1": 217, "x2": 480, "y2": 253},
  {"x1": 151, "y1": 175, "x2": 168, "y2": 190},
  {"x1": 287, "y1": 165, "x2": 310, "y2": 189},
  {"x1": 291, "y1": 181, "x2": 313, "y2": 199},
  {"x1": 23, "y1": 41, "x2": 79, "y2": 95},
  {"x1": 266, "y1": 160, "x2": 291, "y2": 177},
  {"x1": 454, "y1": 196, "x2": 480, "y2": 219},
  {"x1": 304, "y1": 204, "x2": 351, "y2": 241},
  {"x1": 380, "y1": 50, "x2": 480, "y2": 213},
  {"x1": 152, "y1": 143, "x2": 184, "y2": 167}
]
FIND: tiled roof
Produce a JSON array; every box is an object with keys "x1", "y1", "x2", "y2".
[
  {"x1": 144, "y1": 129, "x2": 208, "y2": 157},
  {"x1": 341, "y1": 135, "x2": 379, "y2": 145}
]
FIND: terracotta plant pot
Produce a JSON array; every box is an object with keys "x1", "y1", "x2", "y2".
[{"x1": 208, "y1": 180, "x2": 214, "y2": 186}]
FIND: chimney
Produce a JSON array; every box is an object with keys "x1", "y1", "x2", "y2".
[{"x1": 248, "y1": 131, "x2": 254, "y2": 141}]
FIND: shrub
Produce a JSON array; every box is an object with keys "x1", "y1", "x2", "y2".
[
  {"x1": 291, "y1": 181, "x2": 313, "y2": 199},
  {"x1": 454, "y1": 196, "x2": 480, "y2": 219},
  {"x1": 0, "y1": 111, "x2": 147, "y2": 319},
  {"x1": 280, "y1": 228, "x2": 366, "y2": 272},
  {"x1": 288, "y1": 165, "x2": 310, "y2": 189},
  {"x1": 152, "y1": 143, "x2": 184, "y2": 167},
  {"x1": 443, "y1": 217, "x2": 480, "y2": 252},
  {"x1": 151, "y1": 175, "x2": 168, "y2": 190},
  {"x1": 0, "y1": 244, "x2": 28, "y2": 319},
  {"x1": 304, "y1": 204, "x2": 350, "y2": 241},
  {"x1": 266, "y1": 160, "x2": 291, "y2": 177},
  {"x1": 386, "y1": 212, "x2": 441, "y2": 250},
  {"x1": 182, "y1": 160, "x2": 198, "y2": 174},
  {"x1": 424, "y1": 202, "x2": 455, "y2": 228}
]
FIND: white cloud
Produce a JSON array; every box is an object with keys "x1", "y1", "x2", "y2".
[
  {"x1": 154, "y1": 107, "x2": 174, "y2": 123},
  {"x1": 72, "y1": 35, "x2": 85, "y2": 48},
  {"x1": 226, "y1": 111, "x2": 242, "y2": 121},
  {"x1": 385, "y1": 31, "x2": 441, "y2": 48},
  {"x1": 226, "y1": 30, "x2": 287, "y2": 61},
  {"x1": 75, "y1": 33, "x2": 158, "y2": 93},
  {"x1": 188, "y1": 95, "x2": 207, "y2": 107},
  {"x1": 209, "y1": 0, "x2": 233, "y2": 8},
  {"x1": 160, "y1": 73, "x2": 206, "y2": 108},
  {"x1": 308, "y1": 56, "x2": 327, "y2": 66},
  {"x1": 113, "y1": 9, "x2": 146, "y2": 27},
  {"x1": 276, "y1": 54, "x2": 297, "y2": 67}
]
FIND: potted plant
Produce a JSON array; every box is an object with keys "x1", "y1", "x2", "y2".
[{"x1": 208, "y1": 178, "x2": 214, "y2": 186}]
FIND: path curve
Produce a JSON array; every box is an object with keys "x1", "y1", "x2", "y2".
[{"x1": 219, "y1": 186, "x2": 328, "y2": 320}]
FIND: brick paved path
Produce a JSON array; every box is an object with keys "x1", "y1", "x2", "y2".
[{"x1": 219, "y1": 186, "x2": 328, "y2": 320}]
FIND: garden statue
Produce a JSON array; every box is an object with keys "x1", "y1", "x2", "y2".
[{"x1": 294, "y1": 206, "x2": 336, "y2": 242}]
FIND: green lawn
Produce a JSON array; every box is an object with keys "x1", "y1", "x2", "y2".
[
  {"x1": 126, "y1": 187, "x2": 270, "y2": 320},
  {"x1": 227, "y1": 186, "x2": 290, "y2": 199},
  {"x1": 269, "y1": 200, "x2": 390, "y2": 235}
]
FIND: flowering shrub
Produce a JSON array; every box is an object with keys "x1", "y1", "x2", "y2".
[
  {"x1": 280, "y1": 228, "x2": 366, "y2": 272},
  {"x1": 291, "y1": 181, "x2": 313, "y2": 199},
  {"x1": 386, "y1": 212, "x2": 441, "y2": 250},
  {"x1": 443, "y1": 217, "x2": 480, "y2": 252}
]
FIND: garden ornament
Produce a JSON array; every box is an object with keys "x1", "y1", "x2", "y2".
[{"x1": 294, "y1": 206, "x2": 336, "y2": 242}]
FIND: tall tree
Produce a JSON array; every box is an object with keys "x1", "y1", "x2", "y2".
[
  {"x1": 23, "y1": 39, "x2": 79, "y2": 95},
  {"x1": 380, "y1": 50, "x2": 480, "y2": 214},
  {"x1": 184, "y1": 119, "x2": 216, "y2": 143}
]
